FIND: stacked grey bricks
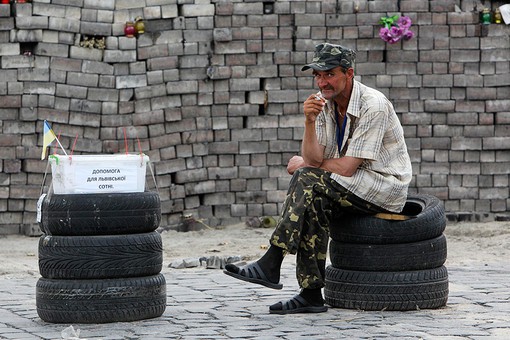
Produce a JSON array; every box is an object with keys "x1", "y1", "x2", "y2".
[{"x1": 0, "y1": 0, "x2": 509, "y2": 235}]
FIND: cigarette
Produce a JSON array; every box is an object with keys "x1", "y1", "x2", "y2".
[{"x1": 314, "y1": 92, "x2": 324, "y2": 101}]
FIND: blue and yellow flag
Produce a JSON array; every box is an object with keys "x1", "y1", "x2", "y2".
[{"x1": 41, "y1": 120, "x2": 57, "y2": 160}]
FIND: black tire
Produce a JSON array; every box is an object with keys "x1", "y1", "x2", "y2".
[
  {"x1": 36, "y1": 274, "x2": 167, "y2": 324},
  {"x1": 324, "y1": 266, "x2": 449, "y2": 311},
  {"x1": 39, "y1": 191, "x2": 161, "y2": 236},
  {"x1": 330, "y1": 193, "x2": 446, "y2": 244},
  {"x1": 329, "y1": 234, "x2": 447, "y2": 271},
  {"x1": 38, "y1": 232, "x2": 163, "y2": 279}
]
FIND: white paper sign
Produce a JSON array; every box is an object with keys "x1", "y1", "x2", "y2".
[{"x1": 500, "y1": 4, "x2": 510, "y2": 25}]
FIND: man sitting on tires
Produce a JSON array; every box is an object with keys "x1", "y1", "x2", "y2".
[{"x1": 224, "y1": 43, "x2": 412, "y2": 314}]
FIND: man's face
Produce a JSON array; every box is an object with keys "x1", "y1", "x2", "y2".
[{"x1": 312, "y1": 66, "x2": 353, "y2": 101}]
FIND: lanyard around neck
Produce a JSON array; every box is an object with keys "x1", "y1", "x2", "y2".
[{"x1": 335, "y1": 110, "x2": 348, "y2": 155}]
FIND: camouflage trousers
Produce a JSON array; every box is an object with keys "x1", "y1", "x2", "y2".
[{"x1": 270, "y1": 167, "x2": 388, "y2": 289}]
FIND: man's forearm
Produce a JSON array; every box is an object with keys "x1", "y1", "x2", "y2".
[{"x1": 301, "y1": 121, "x2": 323, "y2": 167}]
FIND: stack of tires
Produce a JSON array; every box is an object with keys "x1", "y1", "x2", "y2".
[
  {"x1": 325, "y1": 193, "x2": 449, "y2": 311},
  {"x1": 36, "y1": 191, "x2": 166, "y2": 324}
]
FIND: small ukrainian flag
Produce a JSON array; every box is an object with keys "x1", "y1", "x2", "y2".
[{"x1": 41, "y1": 120, "x2": 57, "y2": 160}]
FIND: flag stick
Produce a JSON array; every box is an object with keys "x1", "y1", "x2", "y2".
[{"x1": 54, "y1": 136, "x2": 68, "y2": 156}]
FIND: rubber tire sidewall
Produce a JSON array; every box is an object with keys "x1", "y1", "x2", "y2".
[
  {"x1": 329, "y1": 234, "x2": 448, "y2": 271},
  {"x1": 36, "y1": 274, "x2": 167, "y2": 324},
  {"x1": 39, "y1": 191, "x2": 161, "y2": 236},
  {"x1": 330, "y1": 193, "x2": 446, "y2": 244},
  {"x1": 38, "y1": 232, "x2": 163, "y2": 279},
  {"x1": 324, "y1": 265, "x2": 449, "y2": 311}
]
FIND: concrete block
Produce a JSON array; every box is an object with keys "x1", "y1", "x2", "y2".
[
  {"x1": 97, "y1": 10, "x2": 114, "y2": 23},
  {"x1": 116, "y1": 75, "x2": 147, "y2": 89},
  {"x1": 67, "y1": 72, "x2": 99, "y2": 87},
  {"x1": 483, "y1": 137, "x2": 510, "y2": 150},
  {"x1": 0, "y1": 18, "x2": 14, "y2": 30},
  {"x1": 12, "y1": 29, "x2": 43, "y2": 43},
  {"x1": 70, "y1": 46, "x2": 103, "y2": 61},
  {"x1": 103, "y1": 50, "x2": 136, "y2": 63},
  {"x1": 161, "y1": 5, "x2": 178, "y2": 19},
  {"x1": 147, "y1": 56, "x2": 178, "y2": 70},
  {"x1": 181, "y1": 4, "x2": 215, "y2": 17},
  {"x1": 17, "y1": 68, "x2": 49, "y2": 82},
  {"x1": 32, "y1": 3, "x2": 66, "y2": 17},
  {"x1": 0, "y1": 43, "x2": 20, "y2": 56},
  {"x1": 143, "y1": 6, "x2": 162, "y2": 20},
  {"x1": 80, "y1": 21, "x2": 112, "y2": 36},
  {"x1": 70, "y1": 99, "x2": 102, "y2": 113},
  {"x1": 13, "y1": 3, "x2": 32, "y2": 17},
  {"x1": 118, "y1": 36, "x2": 137, "y2": 50},
  {"x1": 56, "y1": 84, "x2": 87, "y2": 99},
  {"x1": 88, "y1": 88, "x2": 119, "y2": 101},
  {"x1": 49, "y1": 17, "x2": 80, "y2": 33},
  {"x1": 15, "y1": 16, "x2": 48, "y2": 30},
  {"x1": 34, "y1": 43, "x2": 68, "y2": 57},
  {"x1": 137, "y1": 45, "x2": 169, "y2": 60},
  {"x1": 213, "y1": 28, "x2": 232, "y2": 42},
  {"x1": 84, "y1": 0, "x2": 115, "y2": 10},
  {"x1": 82, "y1": 60, "x2": 114, "y2": 74},
  {"x1": 248, "y1": 14, "x2": 278, "y2": 27},
  {"x1": 0, "y1": 5, "x2": 10, "y2": 18}
]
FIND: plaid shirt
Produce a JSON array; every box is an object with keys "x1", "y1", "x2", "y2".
[{"x1": 315, "y1": 80, "x2": 412, "y2": 212}]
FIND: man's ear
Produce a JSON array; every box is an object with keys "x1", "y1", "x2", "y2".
[{"x1": 346, "y1": 68, "x2": 355, "y2": 79}]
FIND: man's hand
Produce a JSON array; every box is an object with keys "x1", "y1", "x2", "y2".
[
  {"x1": 303, "y1": 93, "x2": 325, "y2": 123},
  {"x1": 287, "y1": 155, "x2": 307, "y2": 175}
]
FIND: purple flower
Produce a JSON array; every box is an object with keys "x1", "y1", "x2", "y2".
[
  {"x1": 379, "y1": 27, "x2": 391, "y2": 41},
  {"x1": 390, "y1": 26, "x2": 403, "y2": 37},
  {"x1": 379, "y1": 15, "x2": 414, "y2": 43},
  {"x1": 402, "y1": 29, "x2": 414, "y2": 40},
  {"x1": 397, "y1": 16, "x2": 412, "y2": 29}
]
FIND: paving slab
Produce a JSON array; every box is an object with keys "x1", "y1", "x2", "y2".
[{"x1": 1, "y1": 257, "x2": 509, "y2": 339}]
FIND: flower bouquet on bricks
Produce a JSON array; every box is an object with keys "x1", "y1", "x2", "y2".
[{"x1": 378, "y1": 15, "x2": 414, "y2": 44}]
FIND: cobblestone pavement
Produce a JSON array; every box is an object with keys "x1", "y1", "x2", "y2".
[{"x1": 0, "y1": 257, "x2": 509, "y2": 340}]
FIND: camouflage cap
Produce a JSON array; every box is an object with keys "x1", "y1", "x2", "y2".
[{"x1": 301, "y1": 43, "x2": 356, "y2": 71}]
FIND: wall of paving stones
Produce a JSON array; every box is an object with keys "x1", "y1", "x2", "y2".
[{"x1": 0, "y1": 0, "x2": 509, "y2": 234}]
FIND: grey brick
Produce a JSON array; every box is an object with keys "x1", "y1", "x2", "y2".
[
  {"x1": 67, "y1": 72, "x2": 98, "y2": 87},
  {"x1": 12, "y1": 29, "x2": 43, "y2": 43},
  {"x1": 181, "y1": 4, "x2": 215, "y2": 17},
  {"x1": 17, "y1": 68, "x2": 49, "y2": 82},
  {"x1": 166, "y1": 80, "x2": 198, "y2": 94},
  {"x1": 0, "y1": 43, "x2": 20, "y2": 56},
  {"x1": 86, "y1": 88, "x2": 118, "y2": 102},
  {"x1": 116, "y1": 75, "x2": 147, "y2": 89},
  {"x1": 483, "y1": 137, "x2": 510, "y2": 150},
  {"x1": 34, "y1": 43, "x2": 69, "y2": 57},
  {"x1": 56, "y1": 84, "x2": 87, "y2": 99},
  {"x1": 423, "y1": 75, "x2": 453, "y2": 87},
  {"x1": 84, "y1": 0, "x2": 115, "y2": 10},
  {"x1": 80, "y1": 21, "x2": 112, "y2": 36},
  {"x1": 49, "y1": 17, "x2": 80, "y2": 33},
  {"x1": 69, "y1": 46, "x2": 103, "y2": 61},
  {"x1": 451, "y1": 137, "x2": 482, "y2": 150},
  {"x1": 70, "y1": 99, "x2": 102, "y2": 113},
  {"x1": 151, "y1": 95, "x2": 181, "y2": 110},
  {"x1": 424, "y1": 100, "x2": 455, "y2": 112},
  {"x1": 0, "y1": 18, "x2": 14, "y2": 30},
  {"x1": 82, "y1": 60, "x2": 114, "y2": 74},
  {"x1": 15, "y1": 16, "x2": 48, "y2": 29},
  {"x1": 147, "y1": 56, "x2": 178, "y2": 71},
  {"x1": 103, "y1": 50, "x2": 136, "y2": 63},
  {"x1": 214, "y1": 41, "x2": 246, "y2": 54}
]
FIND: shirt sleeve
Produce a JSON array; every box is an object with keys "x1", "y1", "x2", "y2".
[{"x1": 315, "y1": 110, "x2": 327, "y2": 147}]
